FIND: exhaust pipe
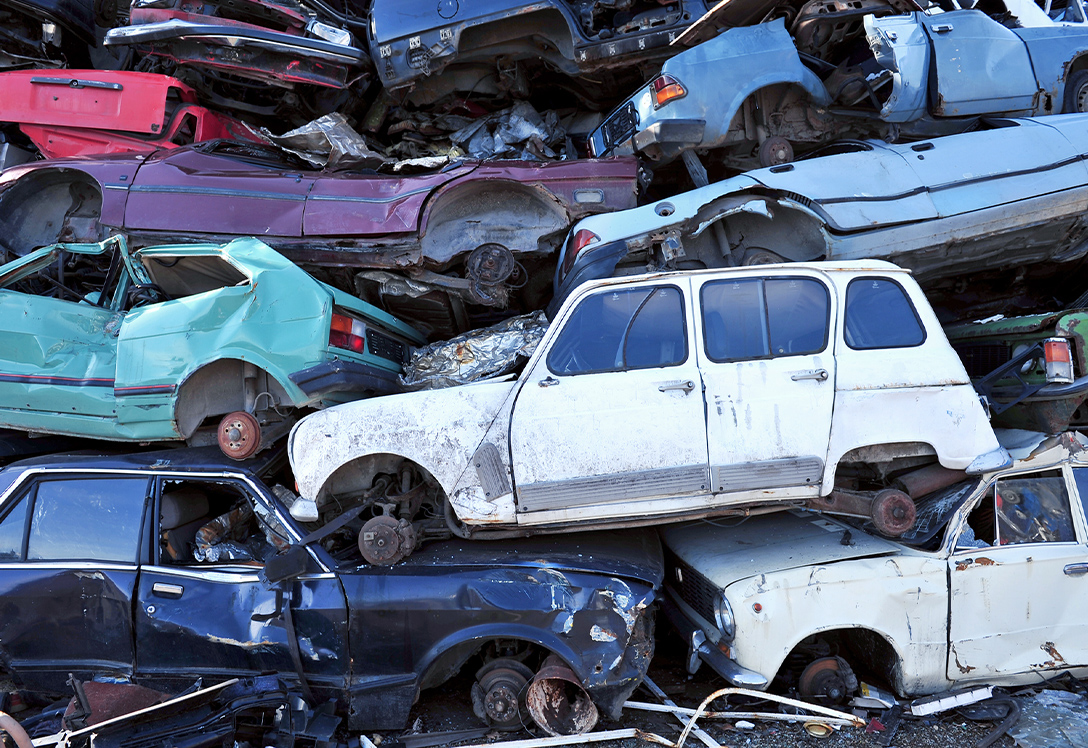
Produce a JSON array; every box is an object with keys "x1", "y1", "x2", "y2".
[{"x1": 525, "y1": 655, "x2": 598, "y2": 736}]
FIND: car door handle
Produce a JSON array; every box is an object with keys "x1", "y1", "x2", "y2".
[
  {"x1": 538, "y1": 376, "x2": 560, "y2": 387},
  {"x1": 659, "y1": 380, "x2": 695, "y2": 393},
  {"x1": 152, "y1": 582, "x2": 184, "y2": 597},
  {"x1": 791, "y1": 369, "x2": 828, "y2": 382},
  {"x1": 932, "y1": 23, "x2": 953, "y2": 32},
  {"x1": 1064, "y1": 563, "x2": 1088, "y2": 576}
]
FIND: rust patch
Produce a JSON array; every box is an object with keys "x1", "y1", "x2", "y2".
[
  {"x1": 955, "y1": 557, "x2": 997, "y2": 571},
  {"x1": 952, "y1": 647, "x2": 976, "y2": 674},
  {"x1": 1035, "y1": 642, "x2": 1067, "y2": 669}
]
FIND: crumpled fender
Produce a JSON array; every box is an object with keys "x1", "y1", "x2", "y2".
[{"x1": 657, "y1": 18, "x2": 832, "y2": 150}]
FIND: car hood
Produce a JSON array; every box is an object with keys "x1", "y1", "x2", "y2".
[
  {"x1": 389, "y1": 528, "x2": 664, "y2": 587},
  {"x1": 661, "y1": 511, "x2": 902, "y2": 589}
]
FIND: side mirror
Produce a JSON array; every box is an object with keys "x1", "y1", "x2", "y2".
[
  {"x1": 290, "y1": 497, "x2": 319, "y2": 522},
  {"x1": 264, "y1": 545, "x2": 312, "y2": 583}
]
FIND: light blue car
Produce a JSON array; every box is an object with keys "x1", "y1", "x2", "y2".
[{"x1": 588, "y1": 3, "x2": 1088, "y2": 170}]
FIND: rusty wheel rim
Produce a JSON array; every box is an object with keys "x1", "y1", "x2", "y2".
[{"x1": 217, "y1": 411, "x2": 260, "y2": 460}]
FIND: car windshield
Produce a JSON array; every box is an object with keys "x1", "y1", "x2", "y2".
[{"x1": 896, "y1": 479, "x2": 982, "y2": 549}]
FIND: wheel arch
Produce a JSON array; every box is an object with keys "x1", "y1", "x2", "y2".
[
  {"x1": 416, "y1": 626, "x2": 581, "y2": 692},
  {"x1": 1061, "y1": 57, "x2": 1088, "y2": 113},
  {"x1": 692, "y1": 193, "x2": 830, "y2": 265},
  {"x1": 174, "y1": 357, "x2": 298, "y2": 439},
  {"x1": 776, "y1": 626, "x2": 907, "y2": 695},
  {"x1": 0, "y1": 166, "x2": 107, "y2": 255},
  {"x1": 419, "y1": 179, "x2": 571, "y2": 269},
  {"x1": 823, "y1": 440, "x2": 939, "y2": 493}
]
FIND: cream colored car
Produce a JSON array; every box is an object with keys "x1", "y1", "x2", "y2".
[{"x1": 661, "y1": 432, "x2": 1088, "y2": 700}]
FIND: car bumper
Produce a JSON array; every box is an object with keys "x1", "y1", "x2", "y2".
[
  {"x1": 632, "y1": 119, "x2": 707, "y2": 161},
  {"x1": 660, "y1": 593, "x2": 768, "y2": 688},
  {"x1": 289, "y1": 358, "x2": 403, "y2": 398}
]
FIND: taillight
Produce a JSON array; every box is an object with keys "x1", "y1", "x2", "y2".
[
  {"x1": 330, "y1": 312, "x2": 367, "y2": 354},
  {"x1": 652, "y1": 74, "x2": 686, "y2": 108},
  {"x1": 1044, "y1": 337, "x2": 1074, "y2": 384},
  {"x1": 561, "y1": 229, "x2": 600, "y2": 278}
]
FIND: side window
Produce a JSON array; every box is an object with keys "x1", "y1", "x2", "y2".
[
  {"x1": 158, "y1": 479, "x2": 290, "y2": 565},
  {"x1": 959, "y1": 471, "x2": 1075, "y2": 548},
  {"x1": 0, "y1": 489, "x2": 29, "y2": 560},
  {"x1": 702, "y1": 277, "x2": 829, "y2": 362},
  {"x1": 844, "y1": 277, "x2": 925, "y2": 350},
  {"x1": 27, "y1": 478, "x2": 149, "y2": 563},
  {"x1": 547, "y1": 286, "x2": 686, "y2": 375}
]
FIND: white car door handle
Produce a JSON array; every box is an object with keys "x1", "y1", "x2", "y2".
[
  {"x1": 1064, "y1": 563, "x2": 1088, "y2": 576},
  {"x1": 791, "y1": 369, "x2": 828, "y2": 382},
  {"x1": 932, "y1": 23, "x2": 953, "y2": 32},
  {"x1": 659, "y1": 380, "x2": 695, "y2": 393},
  {"x1": 538, "y1": 376, "x2": 560, "y2": 387},
  {"x1": 152, "y1": 582, "x2": 184, "y2": 597}
]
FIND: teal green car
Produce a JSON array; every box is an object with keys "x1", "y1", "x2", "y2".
[{"x1": 0, "y1": 235, "x2": 425, "y2": 458}]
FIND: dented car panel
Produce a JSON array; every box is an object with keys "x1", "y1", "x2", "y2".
[
  {"x1": 661, "y1": 434, "x2": 1088, "y2": 698},
  {"x1": 0, "y1": 70, "x2": 262, "y2": 159},
  {"x1": 0, "y1": 236, "x2": 424, "y2": 444},
  {"x1": 368, "y1": 0, "x2": 710, "y2": 93},
  {"x1": 559, "y1": 115, "x2": 1088, "y2": 306},
  {"x1": 0, "y1": 143, "x2": 638, "y2": 304},
  {"x1": 590, "y1": 8, "x2": 1088, "y2": 161},
  {"x1": 0, "y1": 450, "x2": 661, "y2": 731},
  {"x1": 289, "y1": 260, "x2": 1005, "y2": 537}
]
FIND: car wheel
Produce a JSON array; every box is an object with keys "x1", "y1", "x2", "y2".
[
  {"x1": 357, "y1": 514, "x2": 417, "y2": 565},
  {"x1": 798, "y1": 656, "x2": 856, "y2": 705},
  {"x1": 758, "y1": 137, "x2": 794, "y2": 167},
  {"x1": 471, "y1": 659, "x2": 534, "y2": 731},
  {"x1": 870, "y1": 488, "x2": 916, "y2": 537},
  {"x1": 217, "y1": 411, "x2": 261, "y2": 460},
  {"x1": 1063, "y1": 69, "x2": 1088, "y2": 113}
]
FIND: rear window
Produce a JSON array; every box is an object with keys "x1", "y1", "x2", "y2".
[{"x1": 844, "y1": 277, "x2": 925, "y2": 350}]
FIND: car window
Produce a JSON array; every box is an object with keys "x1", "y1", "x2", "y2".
[
  {"x1": 0, "y1": 488, "x2": 29, "y2": 560},
  {"x1": 1071, "y1": 467, "x2": 1088, "y2": 528},
  {"x1": 701, "y1": 277, "x2": 829, "y2": 362},
  {"x1": 959, "y1": 470, "x2": 1076, "y2": 548},
  {"x1": 26, "y1": 477, "x2": 149, "y2": 563},
  {"x1": 844, "y1": 277, "x2": 926, "y2": 350},
  {"x1": 158, "y1": 479, "x2": 291, "y2": 565},
  {"x1": 547, "y1": 285, "x2": 686, "y2": 375}
]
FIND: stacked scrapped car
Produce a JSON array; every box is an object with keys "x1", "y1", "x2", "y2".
[
  {"x1": 0, "y1": 448, "x2": 662, "y2": 734},
  {"x1": 0, "y1": 235, "x2": 425, "y2": 457}
]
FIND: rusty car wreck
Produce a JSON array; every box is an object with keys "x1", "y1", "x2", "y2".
[
  {"x1": 661, "y1": 431, "x2": 1088, "y2": 703},
  {"x1": 0, "y1": 448, "x2": 661, "y2": 734}
]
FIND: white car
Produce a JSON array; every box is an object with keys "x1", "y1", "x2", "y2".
[
  {"x1": 289, "y1": 261, "x2": 1008, "y2": 564},
  {"x1": 660, "y1": 431, "x2": 1088, "y2": 700}
]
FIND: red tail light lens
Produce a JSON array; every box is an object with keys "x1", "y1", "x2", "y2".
[
  {"x1": 330, "y1": 312, "x2": 367, "y2": 354},
  {"x1": 561, "y1": 229, "x2": 600, "y2": 278},
  {"x1": 652, "y1": 74, "x2": 687, "y2": 108},
  {"x1": 1044, "y1": 337, "x2": 1074, "y2": 384}
]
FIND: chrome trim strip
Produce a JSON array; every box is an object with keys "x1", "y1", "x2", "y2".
[
  {"x1": 308, "y1": 186, "x2": 434, "y2": 204},
  {"x1": 129, "y1": 185, "x2": 307, "y2": 201},
  {"x1": 711, "y1": 457, "x2": 823, "y2": 493}
]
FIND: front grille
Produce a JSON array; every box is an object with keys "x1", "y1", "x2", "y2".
[
  {"x1": 603, "y1": 103, "x2": 638, "y2": 150},
  {"x1": 664, "y1": 547, "x2": 718, "y2": 623},
  {"x1": 367, "y1": 329, "x2": 407, "y2": 364},
  {"x1": 953, "y1": 343, "x2": 1010, "y2": 378}
]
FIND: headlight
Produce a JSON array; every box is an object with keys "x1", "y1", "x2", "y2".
[{"x1": 714, "y1": 593, "x2": 735, "y2": 640}]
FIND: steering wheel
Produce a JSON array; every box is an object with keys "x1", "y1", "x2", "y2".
[{"x1": 127, "y1": 282, "x2": 167, "y2": 308}]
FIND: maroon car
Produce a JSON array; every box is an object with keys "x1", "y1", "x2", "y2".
[{"x1": 0, "y1": 141, "x2": 637, "y2": 334}]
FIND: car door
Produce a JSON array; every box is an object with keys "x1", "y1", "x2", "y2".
[
  {"x1": 124, "y1": 143, "x2": 315, "y2": 238},
  {"x1": 922, "y1": 10, "x2": 1038, "y2": 117},
  {"x1": 947, "y1": 467, "x2": 1088, "y2": 680},
  {"x1": 695, "y1": 271, "x2": 835, "y2": 498},
  {"x1": 0, "y1": 473, "x2": 146, "y2": 692},
  {"x1": 0, "y1": 244, "x2": 127, "y2": 426},
  {"x1": 509, "y1": 279, "x2": 709, "y2": 521},
  {"x1": 134, "y1": 475, "x2": 350, "y2": 697}
]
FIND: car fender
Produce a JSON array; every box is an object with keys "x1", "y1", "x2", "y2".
[
  {"x1": 645, "y1": 19, "x2": 831, "y2": 151},
  {"x1": 289, "y1": 379, "x2": 518, "y2": 516},
  {"x1": 724, "y1": 553, "x2": 950, "y2": 696}
]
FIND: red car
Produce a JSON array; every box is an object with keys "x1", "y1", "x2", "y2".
[
  {"x1": 0, "y1": 70, "x2": 261, "y2": 160},
  {"x1": 0, "y1": 141, "x2": 638, "y2": 334}
]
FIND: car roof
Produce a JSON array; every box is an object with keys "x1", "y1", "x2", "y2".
[{"x1": 2, "y1": 445, "x2": 279, "y2": 478}]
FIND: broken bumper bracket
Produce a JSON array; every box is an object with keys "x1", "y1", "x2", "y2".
[{"x1": 661, "y1": 595, "x2": 768, "y2": 688}]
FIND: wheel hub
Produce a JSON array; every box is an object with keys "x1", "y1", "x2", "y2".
[{"x1": 358, "y1": 515, "x2": 417, "y2": 565}]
